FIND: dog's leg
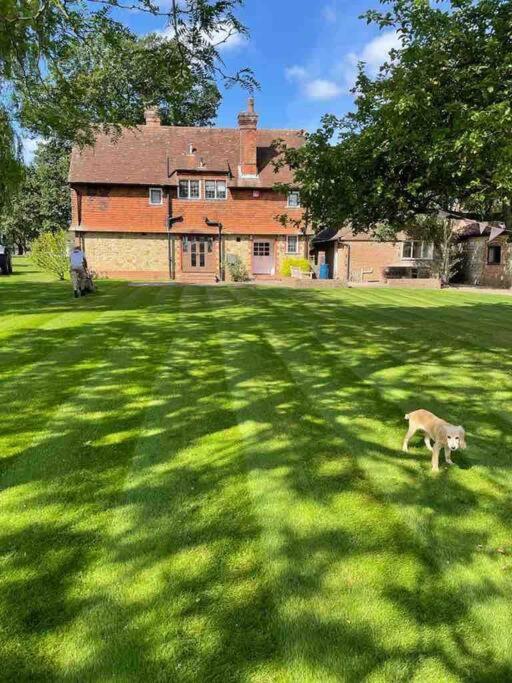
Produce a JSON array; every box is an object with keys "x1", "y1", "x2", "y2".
[
  {"x1": 424, "y1": 436, "x2": 433, "y2": 452},
  {"x1": 402, "y1": 427, "x2": 417, "y2": 452},
  {"x1": 432, "y1": 444, "x2": 440, "y2": 472},
  {"x1": 444, "y1": 447, "x2": 454, "y2": 465}
]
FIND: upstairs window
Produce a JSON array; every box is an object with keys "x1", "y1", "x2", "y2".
[
  {"x1": 178, "y1": 179, "x2": 200, "y2": 199},
  {"x1": 287, "y1": 191, "x2": 301, "y2": 208},
  {"x1": 402, "y1": 241, "x2": 434, "y2": 260},
  {"x1": 149, "y1": 187, "x2": 163, "y2": 205},
  {"x1": 205, "y1": 180, "x2": 227, "y2": 200},
  {"x1": 488, "y1": 244, "x2": 502, "y2": 265},
  {"x1": 286, "y1": 235, "x2": 299, "y2": 254}
]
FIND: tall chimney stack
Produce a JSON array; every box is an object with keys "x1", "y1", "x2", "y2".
[
  {"x1": 144, "y1": 106, "x2": 161, "y2": 127},
  {"x1": 238, "y1": 97, "x2": 258, "y2": 178}
]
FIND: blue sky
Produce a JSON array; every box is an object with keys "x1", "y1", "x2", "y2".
[
  {"x1": 22, "y1": 0, "x2": 399, "y2": 160},
  {"x1": 126, "y1": 0, "x2": 399, "y2": 131}
]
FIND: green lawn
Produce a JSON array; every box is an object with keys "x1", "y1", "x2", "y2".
[{"x1": 1, "y1": 258, "x2": 512, "y2": 682}]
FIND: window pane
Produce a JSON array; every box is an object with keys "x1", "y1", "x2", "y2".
[
  {"x1": 287, "y1": 236, "x2": 298, "y2": 253},
  {"x1": 150, "y1": 188, "x2": 161, "y2": 204},
  {"x1": 403, "y1": 242, "x2": 412, "y2": 258},
  {"x1": 412, "y1": 242, "x2": 422, "y2": 258},
  {"x1": 205, "y1": 181, "x2": 216, "y2": 199},
  {"x1": 182, "y1": 237, "x2": 189, "y2": 252},
  {"x1": 423, "y1": 242, "x2": 434, "y2": 259},
  {"x1": 288, "y1": 192, "x2": 300, "y2": 207},
  {"x1": 190, "y1": 181, "x2": 200, "y2": 198},
  {"x1": 179, "y1": 181, "x2": 189, "y2": 198},
  {"x1": 217, "y1": 181, "x2": 227, "y2": 199}
]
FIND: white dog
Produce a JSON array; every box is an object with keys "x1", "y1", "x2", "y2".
[{"x1": 403, "y1": 409, "x2": 466, "y2": 471}]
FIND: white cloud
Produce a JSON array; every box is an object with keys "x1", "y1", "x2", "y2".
[
  {"x1": 285, "y1": 65, "x2": 308, "y2": 82},
  {"x1": 359, "y1": 31, "x2": 402, "y2": 73},
  {"x1": 285, "y1": 65, "x2": 342, "y2": 101},
  {"x1": 304, "y1": 79, "x2": 342, "y2": 100},
  {"x1": 322, "y1": 5, "x2": 337, "y2": 23},
  {"x1": 338, "y1": 31, "x2": 402, "y2": 89},
  {"x1": 341, "y1": 30, "x2": 402, "y2": 88}
]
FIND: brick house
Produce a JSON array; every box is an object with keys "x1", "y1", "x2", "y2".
[
  {"x1": 68, "y1": 99, "x2": 306, "y2": 282},
  {"x1": 457, "y1": 225, "x2": 511, "y2": 288},
  {"x1": 311, "y1": 226, "x2": 436, "y2": 283}
]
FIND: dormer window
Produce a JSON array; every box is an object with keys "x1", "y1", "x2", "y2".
[
  {"x1": 205, "y1": 180, "x2": 227, "y2": 200},
  {"x1": 178, "y1": 179, "x2": 200, "y2": 199},
  {"x1": 287, "y1": 191, "x2": 301, "y2": 208},
  {"x1": 149, "y1": 187, "x2": 163, "y2": 205}
]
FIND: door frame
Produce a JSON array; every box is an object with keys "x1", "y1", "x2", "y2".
[
  {"x1": 181, "y1": 235, "x2": 217, "y2": 273},
  {"x1": 252, "y1": 238, "x2": 276, "y2": 276}
]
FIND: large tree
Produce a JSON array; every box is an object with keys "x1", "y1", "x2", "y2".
[
  {"x1": 277, "y1": 0, "x2": 512, "y2": 233},
  {"x1": 0, "y1": 139, "x2": 71, "y2": 253},
  {"x1": 0, "y1": 0, "x2": 254, "y2": 210},
  {"x1": 16, "y1": 30, "x2": 223, "y2": 144}
]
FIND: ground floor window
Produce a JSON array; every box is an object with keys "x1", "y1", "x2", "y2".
[
  {"x1": 402, "y1": 240, "x2": 434, "y2": 259},
  {"x1": 487, "y1": 244, "x2": 502, "y2": 265},
  {"x1": 286, "y1": 235, "x2": 299, "y2": 254}
]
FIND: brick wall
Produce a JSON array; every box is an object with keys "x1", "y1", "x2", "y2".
[
  {"x1": 223, "y1": 235, "x2": 303, "y2": 279},
  {"x1": 224, "y1": 236, "x2": 252, "y2": 280},
  {"x1": 343, "y1": 241, "x2": 401, "y2": 282},
  {"x1": 335, "y1": 241, "x2": 437, "y2": 282},
  {"x1": 71, "y1": 182, "x2": 303, "y2": 236},
  {"x1": 171, "y1": 183, "x2": 303, "y2": 234},
  {"x1": 81, "y1": 232, "x2": 169, "y2": 279},
  {"x1": 463, "y1": 236, "x2": 511, "y2": 288},
  {"x1": 387, "y1": 278, "x2": 441, "y2": 289},
  {"x1": 72, "y1": 185, "x2": 168, "y2": 232}
]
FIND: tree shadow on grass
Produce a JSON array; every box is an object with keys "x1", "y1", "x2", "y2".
[{"x1": 1, "y1": 285, "x2": 512, "y2": 680}]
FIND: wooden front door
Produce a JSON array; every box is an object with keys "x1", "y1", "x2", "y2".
[
  {"x1": 253, "y1": 240, "x2": 275, "y2": 275},
  {"x1": 182, "y1": 236, "x2": 216, "y2": 273}
]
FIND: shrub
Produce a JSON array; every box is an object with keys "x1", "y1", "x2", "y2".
[
  {"x1": 280, "y1": 256, "x2": 311, "y2": 277},
  {"x1": 31, "y1": 231, "x2": 69, "y2": 280},
  {"x1": 226, "y1": 254, "x2": 250, "y2": 282}
]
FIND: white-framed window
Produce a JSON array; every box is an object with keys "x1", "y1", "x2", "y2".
[
  {"x1": 178, "y1": 179, "x2": 201, "y2": 199},
  {"x1": 287, "y1": 191, "x2": 301, "y2": 208},
  {"x1": 205, "y1": 180, "x2": 227, "y2": 200},
  {"x1": 149, "y1": 187, "x2": 163, "y2": 205},
  {"x1": 286, "y1": 235, "x2": 299, "y2": 254},
  {"x1": 402, "y1": 241, "x2": 434, "y2": 260}
]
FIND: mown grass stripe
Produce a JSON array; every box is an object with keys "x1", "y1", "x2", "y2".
[
  {"x1": 39, "y1": 285, "x2": 278, "y2": 682},
  {"x1": 221, "y1": 285, "x2": 512, "y2": 682}
]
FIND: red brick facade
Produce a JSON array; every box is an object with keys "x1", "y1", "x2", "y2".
[{"x1": 69, "y1": 100, "x2": 305, "y2": 281}]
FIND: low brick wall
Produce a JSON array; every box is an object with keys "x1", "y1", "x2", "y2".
[{"x1": 386, "y1": 277, "x2": 442, "y2": 289}]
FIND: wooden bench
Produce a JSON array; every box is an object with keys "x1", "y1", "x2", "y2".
[{"x1": 290, "y1": 267, "x2": 314, "y2": 280}]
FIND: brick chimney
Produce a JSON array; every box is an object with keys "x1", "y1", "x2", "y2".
[
  {"x1": 238, "y1": 97, "x2": 258, "y2": 178},
  {"x1": 144, "y1": 106, "x2": 161, "y2": 127}
]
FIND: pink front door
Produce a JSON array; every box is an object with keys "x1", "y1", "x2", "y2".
[{"x1": 253, "y1": 240, "x2": 275, "y2": 275}]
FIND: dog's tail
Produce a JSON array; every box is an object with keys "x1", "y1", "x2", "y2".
[{"x1": 404, "y1": 413, "x2": 410, "y2": 421}]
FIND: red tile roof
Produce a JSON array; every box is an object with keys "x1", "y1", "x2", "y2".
[{"x1": 69, "y1": 126, "x2": 303, "y2": 189}]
